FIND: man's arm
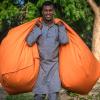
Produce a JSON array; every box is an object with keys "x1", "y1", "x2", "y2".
[
  {"x1": 58, "y1": 25, "x2": 69, "y2": 45},
  {"x1": 26, "y1": 26, "x2": 41, "y2": 47}
]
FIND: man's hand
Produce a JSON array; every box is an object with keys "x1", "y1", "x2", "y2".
[
  {"x1": 56, "y1": 21, "x2": 64, "y2": 26},
  {"x1": 35, "y1": 20, "x2": 42, "y2": 29}
]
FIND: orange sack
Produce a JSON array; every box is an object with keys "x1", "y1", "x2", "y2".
[{"x1": 0, "y1": 18, "x2": 100, "y2": 95}]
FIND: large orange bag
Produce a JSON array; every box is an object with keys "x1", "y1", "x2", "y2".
[
  {"x1": 0, "y1": 18, "x2": 40, "y2": 94},
  {"x1": 0, "y1": 18, "x2": 100, "y2": 95}
]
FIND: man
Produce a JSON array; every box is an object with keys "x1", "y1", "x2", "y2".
[{"x1": 26, "y1": 1, "x2": 69, "y2": 100}]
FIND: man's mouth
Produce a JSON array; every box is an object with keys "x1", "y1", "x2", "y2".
[{"x1": 46, "y1": 15, "x2": 51, "y2": 18}]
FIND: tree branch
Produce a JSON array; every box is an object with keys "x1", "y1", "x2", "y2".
[{"x1": 87, "y1": 0, "x2": 99, "y2": 16}]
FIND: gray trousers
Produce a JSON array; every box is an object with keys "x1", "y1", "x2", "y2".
[{"x1": 34, "y1": 92, "x2": 59, "y2": 100}]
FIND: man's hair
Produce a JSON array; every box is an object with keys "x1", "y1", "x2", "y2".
[{"x1": 41, "y1": 1, "x2": 55, "y2": 10}]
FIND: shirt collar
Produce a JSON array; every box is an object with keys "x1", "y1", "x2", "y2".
[{"x1": 42, "y1": 21, "x2": 55, "y2": 28}]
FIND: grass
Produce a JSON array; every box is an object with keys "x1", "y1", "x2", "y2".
[
  {"x1": 6, "y1": 92, "x2": 34, "y2": 100},
  {"x1": 5, "y1": 91, "x2": 100, "y2": 100}
]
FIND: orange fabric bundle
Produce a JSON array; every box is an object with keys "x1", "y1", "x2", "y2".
[
  {"x1": 0, "y1": 18, "x2": 40, "y2": 94},
  {"x1": 58, "y1": 20, "x2": 100, "y2": 94},
  {"x1": 0, "y1": 18, "x2": 99, "y2": 95}
]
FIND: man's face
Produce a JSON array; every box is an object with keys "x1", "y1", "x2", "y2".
[{"x1": 42, "y1": 5, "x2": 54, "y2": 21}]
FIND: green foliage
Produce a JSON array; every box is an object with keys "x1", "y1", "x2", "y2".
[
  {"x1": 53, "y1": 0, "x2": 94, "y2": 48},
  {"x1": 24, "y1": 2, "x2": 37, "y2": 21},
  {"x1": 6, "y1": 93, "x2": 33, "y2": 100},
  {"x1": 0, "y1": 1, "x2": 19, "y2": 19},
  {"x1": 0, "y1": 0, "x2": 95, "y2": 48}
]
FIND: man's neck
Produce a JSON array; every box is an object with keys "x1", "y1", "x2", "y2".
[{"x1": 43, "y1": 19, "x2": 54, "y2": 26}]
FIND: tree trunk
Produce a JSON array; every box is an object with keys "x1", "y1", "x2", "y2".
[
  {"x1": 92, "y1": 16, "x2": 100, "y2": 60},
  {"x1": 87, "y1": 0, "x2": 100, "y2": 60}
]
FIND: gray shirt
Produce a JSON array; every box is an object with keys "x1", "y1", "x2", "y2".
[{"x1": 26, "y1": 22, "x2": 69, "y2": 94}]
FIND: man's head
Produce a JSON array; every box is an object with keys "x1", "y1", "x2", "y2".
[{"x1": 41, "y1": 1, "x2": 55, "y2": 22}]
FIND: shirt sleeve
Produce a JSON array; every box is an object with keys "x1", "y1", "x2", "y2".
[
  {"x1": 26, "y1": 26, "x2": 41, "y2": 46},
  {"x1": 58, "y1": 25, "x2": 69, "y2": 45}
]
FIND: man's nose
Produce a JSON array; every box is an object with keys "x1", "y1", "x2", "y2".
[{"x1": 46, "y1": 11, "x2": 50, "y2": 14}]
